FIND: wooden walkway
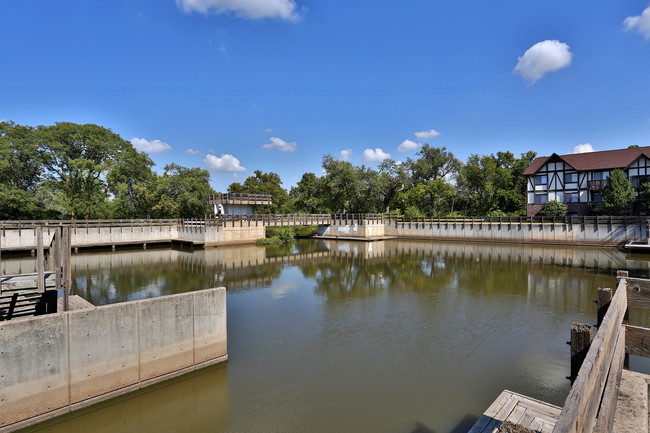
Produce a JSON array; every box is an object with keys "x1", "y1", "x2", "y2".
[{"x1": 468, "y1": 390, "x2": 561, "y2": 433}]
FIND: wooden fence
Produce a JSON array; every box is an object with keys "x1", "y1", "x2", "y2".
[
  {"x1": 553, "y1": 270, "x2": 649, "y2": 432},
  {"x1": 0, "y1": 226, "x2": 70, "y2": 320}
]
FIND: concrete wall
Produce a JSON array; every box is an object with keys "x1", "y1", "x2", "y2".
[
  {"x1": 383, "y1": 219, "x2": 645, "y2": 246},
  {"x1": 0, "y1": 288, "x2": 227, "y2": 433},
  {"x1": 1, "y1": 225, "x2": 179, "y2": 251},
  {"x1": 318, "y1": 219, "x2": 385, "y2": 238}
]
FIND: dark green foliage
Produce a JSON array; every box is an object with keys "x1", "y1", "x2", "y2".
[
  {"x1": 601, "y1": 169, "x2": 635, "y2": 215},
  {"x1": 537, "y1": 200, "x2": 567, "y2": 217},
  {"x1": 150, "y1": 164, "x2": 215, "y2": 218},
  {"x1": 228, "y1": 170, "x2": 288, "y2": 214}
]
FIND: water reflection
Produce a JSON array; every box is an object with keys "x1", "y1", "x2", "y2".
[{"x1": 5, "y1": 240, "x2": 650, "y2": 433}]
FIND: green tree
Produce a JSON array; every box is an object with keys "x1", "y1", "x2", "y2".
[
  {"x1": 601, "y1": 169, "x2": 635, "y2": 215},
  {"x1": 320, "y1": 155, "x2": 385, "y2": 213},
  {"x1": 0, "y1": 121, "x2": 45, "y2": 219},
  {"x1": 38, "y1": 122, "x2": 133, "y2": 219},
  {"x1": 289, "y1": 172, "x2": 329, "y2": 213},
  {"x1": 407, "y1": 144, "x2": 461, "y2": 183},
  {"x1": 537, "y1": 200, "x2": 567, "y2": 217},
  {"x1": 228, "y1": 170, "x2": 288, "y2": 214},
  {"x1": 150, "y1": 164, "x2": 215, "y2": 218},
  {"x1": 106, "y1": 148, "x2": 156, "y2": 218}
]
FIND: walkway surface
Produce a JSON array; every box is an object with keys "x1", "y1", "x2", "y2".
[{"x1": 467, "y1": 390, "x2": 561, "y2": 433}]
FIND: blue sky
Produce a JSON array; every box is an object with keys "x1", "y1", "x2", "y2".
[{"x1": 2, "y1": 1, "x2": 650, "y2": 192}]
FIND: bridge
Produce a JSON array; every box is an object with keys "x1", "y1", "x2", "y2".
[{"x1": 0, "y1": 214, "x2": 647, "y2": 253}]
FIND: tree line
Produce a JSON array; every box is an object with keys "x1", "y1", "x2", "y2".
[{"x1": 1, "y1": 120, "x2": 537, "y2": 220}]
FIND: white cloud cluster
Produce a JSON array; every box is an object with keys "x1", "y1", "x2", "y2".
[
  {"x1": 204, "y1": 153, "x2": 246, "y2": 172},
  {"x1": 362, "y1": 148, "x2": 391, "y2": 163},
  {"x1": 131, "y1": 137, "x2": 172, "y2": 154},
  {"x1": 514, "y1": 40, "x2": 573, "y2": 84},
  {"x1": 397, "y1": 139, "x2": 419, "y2": 152},
  {"x1": 624, "y1": 6, "x2": 650, "y2": 40},
  {"x1": 186, "y1": 148, "x2": 201, "y2": 155},
  {"x1": 414, "y1": 129, "x2": 440, "y2": 140},
  {"x1": 337, "y1": 148, "x2": 352, "y2": 161},
  {"x1": 573, "y1": 143, "x2": 594, "y2": 154},
  {"x1": 176, "y1": 0, "x2": 300, "y2": 21},
  {"x1": 262, "y1": 136, "x2": 298, "y2": 152}
]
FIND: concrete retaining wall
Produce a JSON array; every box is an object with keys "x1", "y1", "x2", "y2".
[
  {"x1": 0, "y1": 288, "x2": 227, "y2": 433},
  {"x1": 383, "y1": 220, "x2": 645, "y2": 246},
  {"x1": 318, "y1": 220, "x2": 385, "y2": 238}
]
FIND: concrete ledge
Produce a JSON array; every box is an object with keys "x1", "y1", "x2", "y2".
[{"x1": 0, "y1": 288, "x2": 227, "y2": 433}]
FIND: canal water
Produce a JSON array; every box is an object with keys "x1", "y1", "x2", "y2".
[{"x1": 7, "y1": 239, "x2": 650, "y2": 433}]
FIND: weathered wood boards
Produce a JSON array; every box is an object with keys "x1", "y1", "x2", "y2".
[
  {"x1": 467, "y1": 390, "x2": 561, "y2": 433},
  {"x1": 552, "y1": 278, "x2": 627, "y2": 433}
]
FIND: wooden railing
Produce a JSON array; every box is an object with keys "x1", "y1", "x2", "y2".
[
  {"x1": 0, "y1": 226, "x2": 68, "y2": 319},
  {"x1": 553, "y1": 270, "x2": 650, "y2": 432},
  {"x1": 0, "y1": 219, "x2": 180, "y2": 229}
]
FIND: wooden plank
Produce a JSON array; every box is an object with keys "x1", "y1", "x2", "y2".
[
  {"x1": 467, "y1": 391, "x2": 512, "y2": 433},
  {"x1": 593, "y1": 325, "x2": 625, "y2": 433},
  {"x1": 552, "y1": 278, "x2": 627, "y2": 433},
  {"x1": 624, "y1": 324, "x2": 650, "y2": 358},
  {"x1": 37, "y1": 227, "x2": 44, "y2": 293},
  {"x1": 0, "y1": 273, "x2": 56, "y2": 291},
  {"x1": 624, "y1": 277, "x2": 650, "y2": 309}
]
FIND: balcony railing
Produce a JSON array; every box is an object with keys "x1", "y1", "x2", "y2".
[{"x1": 588, "y1": 180, "x2": 606, "y2": 191}]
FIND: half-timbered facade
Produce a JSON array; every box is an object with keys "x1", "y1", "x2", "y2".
[{"x1": 524, "y1": 146, "x2": 650, "y2": 216}]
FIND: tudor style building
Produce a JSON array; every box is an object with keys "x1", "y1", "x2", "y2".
[{"x1": 523, "y1": 146, "x2": 650, "y2": 216}]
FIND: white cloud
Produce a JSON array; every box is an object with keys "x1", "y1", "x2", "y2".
[
  {"x1": 175, "y1": 0, "x2": 301, "y2": 21},
  {"x1": 262, "y1": 136, "x2": 297, "y2": 152},
  {"x1": 204, "y1": 154, "x2": 247, "y2": 172},
  {"x1": 186, "y1": 148, "x2": 201, "y2": 155},
  {"x1": 337, "y1": 148, "x2": 352, "y2": 161},
  {"x1": 573, "y1": 143, "x2": 595, "y2": 154},
  {"x1": 414, "y1": 129, "x2": 440, "y2": 140},
  {"x1": 624, "y1": 6, "x2": 650, "y2": 40},
  {"x1": 362, "y1": 148, "x2": 391, "y2": 163},
  {"x1": 397, "y1": 139, "x2": 419, "y2": 152},
  {"x1": 264, "y1": 128, "x2": 273, "y2": 132},
  {"x1": 130, "y1": 137, "x2": 172, "y2": 154},
  {"x1": 514, "y1": 40, "x2": 573, "y2": 84}
]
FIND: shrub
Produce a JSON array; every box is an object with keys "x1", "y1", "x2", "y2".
[
  {"x1": 538, "y1": 200, "x2": 567, "y2": 217},
  {"x1": 278, "y1": 228, "x2": 294, "y2": 243}
]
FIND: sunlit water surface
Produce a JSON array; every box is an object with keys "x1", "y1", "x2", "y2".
[{"x1": 6, "y1": 239, "x2": 650, "y2": 433}]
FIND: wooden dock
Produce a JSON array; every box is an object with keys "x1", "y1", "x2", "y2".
[
  {"x1": 468, "y1": 390, "x2": 561, "y2": 433},
  {"x1": 468, "y1": 270, "x2": 650, "y2": 433}
]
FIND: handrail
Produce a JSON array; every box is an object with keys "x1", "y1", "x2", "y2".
[{"x1": 552, "y1": 278, "x2": 628, "y2": 432}]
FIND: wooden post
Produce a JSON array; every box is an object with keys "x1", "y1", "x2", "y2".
[
  {"x1": 597, "y1": 287, "x2": 612, "y2": 327},
  {"x1": 54, "y1": 227, "x2": 61, "y2": 294},
  {"x1": 570, "y1": 322, "x2": 593, "y2": 383},
  {"x1": 0, "y1": 226, "x2": 3, "y2": 293},
  {"x1": 616, "y1": 270, "x2": 630, "y2": 368},
  {"x1": 37, "y1": 227, "x2": 45, "y2": 293},
  {"x1": 63, "y1": 226, "x2": 71, "y2": 312}
]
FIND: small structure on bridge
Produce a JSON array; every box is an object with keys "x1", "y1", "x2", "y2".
[{"x1": 208, "y1": 193, "x2": 272, "y2": 215}]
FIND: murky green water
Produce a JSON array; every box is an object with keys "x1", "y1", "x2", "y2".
[{"x1": 7, "y1": 239, "x2": 650, "y2": 433}]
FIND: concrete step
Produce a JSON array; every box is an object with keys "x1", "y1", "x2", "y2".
[{"x1": 612, "y1": 370, "x2": 649, "y2": 433}]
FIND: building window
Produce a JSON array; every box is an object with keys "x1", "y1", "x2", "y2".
[
  {"x1": 534, "y1": 194, "x2": 548, "y2": 204},
  {"x1": 631, "y1": 175, "x2": 648, "y2": 189},
  {"x1": 593, "y1": 171, "x2": 609, "y2": 181},
  {"x1": 592, "y1": 192, "x2": 603, "y2": 202},
  {"x1": 564, "y1": 172, "x2": 578, "y2": 184},
  {"x1": 565, "y1": 193, "x2": 579, "y2": 203},
  {"x1": 535, "y1": 175, "x2": 547, "y2": 185}
]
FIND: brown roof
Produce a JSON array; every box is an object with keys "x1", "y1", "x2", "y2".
[{"x1": 523, "y1": 146, "x2": 650, "y2": 176}]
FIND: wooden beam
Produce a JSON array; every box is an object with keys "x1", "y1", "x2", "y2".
[
  {"x1": 592, "y1": 325, "x2": 625, "y2": 433},
  {"x1": 623, "y1": 277, "x2": 650, "y2": 309},
  {"x1": 624, "y1": 324, "x2": 650, "y2": 358},
  {"x1": 36, "y1": 227, "x2": 44, "y2": 293},
  {"x1": 597, "y1": 287, "x2": 612, "y2": 327},
  {"x1": 570, "y1": 323, "x2": 593, "y2": 383},
  {"x1": 552, "y1": 278, "x2": 627, "y2": 433}
]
